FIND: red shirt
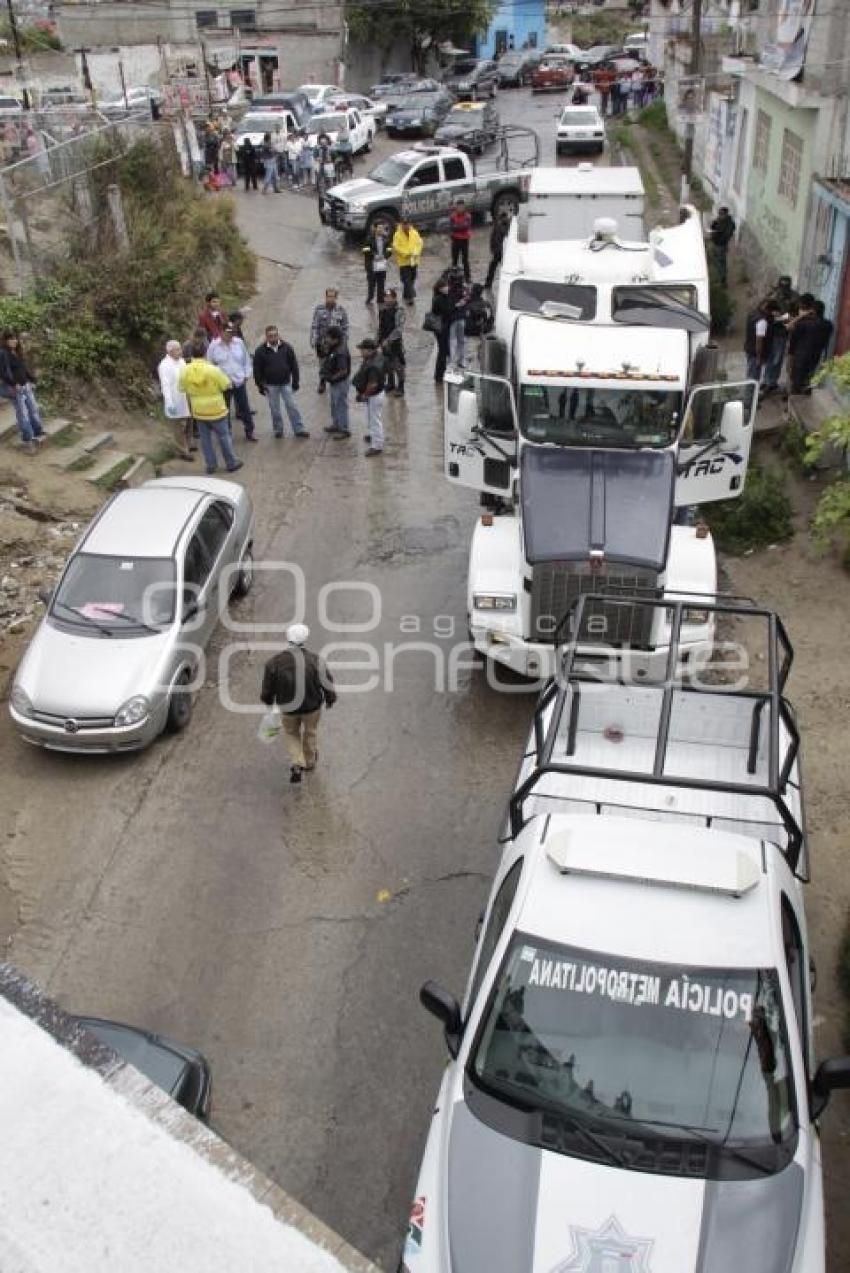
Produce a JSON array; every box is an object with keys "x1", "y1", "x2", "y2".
[
  {"x1": 197, "y1": 306, "x2": 225, "y2": 340},
  {"x1": 450, "y1": 209, "x2": 472, "y2": 242}
]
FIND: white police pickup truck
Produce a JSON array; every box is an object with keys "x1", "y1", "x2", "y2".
[
  {"x1": 403, "y1": 596, "x2": 850, "y2": 1272},
  {"x1": 319, "y1": 134, "x2": 538, "y2": 237}
]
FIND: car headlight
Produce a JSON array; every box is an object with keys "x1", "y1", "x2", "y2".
[
  {"x1": 10, "y1": 686, "x2": 33, "y2": 718},
  {"x1": 474, "y1": 593, "x2": 517, "y2": 612},
  {"x1": 348, "y1": 202, "x2": 366, "y2": 212},
  {"x1": 114, "y1": 695, "x2": 150, "y2": 727}
]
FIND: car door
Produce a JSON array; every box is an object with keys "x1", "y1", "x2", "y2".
[
  {"x1": 401, "y1": 159, "x2": 442, "y2": 221},
  {"x1": 180, "y1": 529, "x2": 214, "y2": 650},
  {"x1": 195, "y1": 499, "x2": 238, "y2": 624}
]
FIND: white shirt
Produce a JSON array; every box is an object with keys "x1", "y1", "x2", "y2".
[
  {"x1": 754, "y1": 318, "x2": 768, "y2": 339},
  {"x1": 158, "y1": 354, "x2": 190, "y2": 419}
]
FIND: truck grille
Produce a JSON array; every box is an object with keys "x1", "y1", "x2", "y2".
[
  {"x1": 530, "y1": 562, "x2": 659, "y2": 648},
  {"x1": 325, "y1": 197, "x2": 346, "y2": 226}
]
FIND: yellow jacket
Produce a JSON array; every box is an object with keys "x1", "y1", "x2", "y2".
[
  {"x1": 392, "y1": 224, "x2": 423, "y2": 269},
  {"x1": 178, "y1": 358, "x2": 230, "y2": 421}
]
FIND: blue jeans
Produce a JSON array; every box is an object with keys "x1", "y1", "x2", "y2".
[
  {"x1": 266, "y1": 383, "x2": 305, "y2": 435},
  {"x1": 198, "y1": 414, "x2": 240, "y2": 471},
  {"x1": 11, "y1": 384, "x2": 44, "y2": 442},
  {"x1": 745, "y1": 354, "x2": 762, "y2": 383},
  {"x1": 225, "y1": 382, "x2": 254, "y2": 435},
  {"x1": 450, "y1": 318, "x2": 466, "y2": 367},
  {"x1": 763, "y1": 332, "x2": 787, "y2": 389},
  {"x1": 262, "y1": 162, "x2": 279, "y2": 193},
  {"x1": 329, "y1": 378, "x2": 350, "y2": 433}
]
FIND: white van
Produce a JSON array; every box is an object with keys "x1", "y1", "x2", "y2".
[{"x1": 624, "y1": 32, "x2": 649, "y2": 52}]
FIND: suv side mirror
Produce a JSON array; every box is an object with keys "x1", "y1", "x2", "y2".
[
  {"x1": 420, "y1": 980, "x2": 462, "y2": 1058},
  {"x1": 811, "y1": 1056, "x2": 850, "y2": 1119}
]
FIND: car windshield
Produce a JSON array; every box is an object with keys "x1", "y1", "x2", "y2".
[
  {"x1": 452, "y1": 61, "x2": 478, "y2": 75},
  {"x1": 394, "y1": 97, "x2": 431, "y2": 111},
  {"x1": 52, "y1": 554, "x2": 176, "y2": 633},
  {"x1": 519, "y1": 384, "x2": 681, "y2": 448},
  {"x1": 562, "y1": 110, "x2": 599, "y2": 125},
  {"x1": 509, "y1": 279, "x2": 596, "y2": 320},
  {"x1": 469, "y1": 937, "x2": 797, "y2": 1178},
  {"x1": 236, "y1": 117, "x2": 280, "y2": 134},
  {"x1": 368, "y1": 156, "x2": 415, "y2": 184},
  {"x1": 312, "y1": 113, "x2": 347, "y2": 133}
]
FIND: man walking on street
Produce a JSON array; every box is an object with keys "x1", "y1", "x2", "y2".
[
  {"x1": 322, "y1": 326, "x2": 352, "y2": 437},
  {"x1": 260, "y1": 623, "x2": 336, "y2": 785},
  {"x1": 378, "y1": 289, "x2": 406, "y2": 397},
  {"x1": 484, "y1": 210, "x2": 511, "y2": 290},
  {"x1": 392, "y1": 217, "x2": 423, "y2": 304},
  {"x1": 449, "y1": 199, "x2": 473, "y2": 282},
  {"x1": 708, "y1": 206, "x2": 735, "y2": 284},
  {"x1": 209, "y1": 321, "x2": 255, "y2": 440},
  {"x1": 310, "y1": 288, "x2": 349, "y2": 393},
  {"x1": 363, "y1": 219, "x2": 392, "y2": 305},
  {"x1": 253, "y1": 324, "x2": 310, "y2": 438},
  {"x1": 178, "y1": 338, "x2": 244, "y2": 474},
  {"x1": 353, "y1": 337, "x2": 386, "y2": 457}
]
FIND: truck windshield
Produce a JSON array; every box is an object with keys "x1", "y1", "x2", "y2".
[
  {"x1": 612, "y1": 286, "x2": 708, "y2": 331},
  {"x1": 519, "y1": 383, "x2": 681, "y2": 448},
  {"x1": 369, "y1": 156, "x2": 415, "y2": 185},
  {"x1": 509, "y1": 280, "x2": 596, "y2": 320},
  {"x1": 469, "y1": 936, "x2": 797, "y2": 1179}
]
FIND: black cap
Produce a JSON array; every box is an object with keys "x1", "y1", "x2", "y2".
[{"x1": 357, "y1": 337, "x2": 378, "y2": 351}]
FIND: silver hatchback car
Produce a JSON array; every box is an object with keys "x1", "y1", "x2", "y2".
[{"x1": 9, "y1": 477, "x2": 254, "y2": 753}]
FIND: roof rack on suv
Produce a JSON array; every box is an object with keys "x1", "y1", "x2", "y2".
[{"x1": 508, "y1": 594, "x2": 805, "y2": 874}]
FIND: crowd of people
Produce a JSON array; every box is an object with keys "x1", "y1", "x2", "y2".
[
  {"x1": 744, "y1": 277, "x2": 834, "y2": 398},
  {"x1": 199, "y1": 114, "x2": 355, "y2": 195},
  {"x1": 579, "y1": 63, "x2": 663, "y2": 116}
]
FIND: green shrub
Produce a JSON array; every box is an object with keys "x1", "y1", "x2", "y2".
[
  {"x1": 638, "y1": 100, "x2": 669, "y2": 133},
  {"x1": 704, "y1": 460, "x2": 794, "y2": 554}
]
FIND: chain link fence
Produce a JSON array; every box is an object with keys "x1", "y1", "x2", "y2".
[{"x1": 0, "y1": 113, "x2": 165, "y2": 293}]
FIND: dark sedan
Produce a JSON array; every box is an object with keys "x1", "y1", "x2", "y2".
[
  {"x1": 496, "y1": 49, "x2": 543, "y2": 87},
  {"x1": 434, "y1": 100, "x2": 499, "y2": 154},
  {"x1": 442, "y1": 58, "x2": 499, "y2": 100},
  {"x1": 73, "y1": 1016, "x2": 212, "y2": 1120},
  {"x1": 385, "y1": 91, "x2": 454, "y2": 137}
]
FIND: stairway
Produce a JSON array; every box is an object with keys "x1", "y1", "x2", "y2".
[{"x1": 0, "y1": 401, "x2": 153, "y2": 490}]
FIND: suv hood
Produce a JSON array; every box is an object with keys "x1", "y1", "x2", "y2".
[
  {"x1": 447, "y1": 1101, "x2": 804, "y2": 1272},
  {"x1": 520, "y1": 446, "x2": 674, "y2": 571}
]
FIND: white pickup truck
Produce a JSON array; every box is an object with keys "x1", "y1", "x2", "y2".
[
  {"x1": 407, "y1": 596, "x2": 850, "y2": 1273},
  {"x1": 319, "y1": 132, "x2": 539, "y2": 237},
  {"x1": 307, "y1": 105, "x2": 375, "y2": 156}
]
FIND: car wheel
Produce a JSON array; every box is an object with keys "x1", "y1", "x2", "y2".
[
  {"x1": 166, "y1": 669, "x2": 194, "y2": 734},
  {"x1": 232, "y1": 546, "x2": 253, "y2": 598}
]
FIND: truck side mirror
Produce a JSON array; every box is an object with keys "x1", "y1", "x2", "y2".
[
  {"x1": 457, "y1": 387, "x2": 479, "y2": 435},
  {"x1": 420, "y1": 980, "x2": 463, "y2": 1057},
  {"x1": 811, "y1": 1056, "x2": 850, "y2": 1119}
]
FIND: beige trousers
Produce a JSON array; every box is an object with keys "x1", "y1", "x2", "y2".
[{"x1": 282, "y1": 709, "x2": 321, "y2": 770}]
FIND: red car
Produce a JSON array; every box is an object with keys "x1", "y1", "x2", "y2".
[{"x1": 531, "y1": 57, "x2": 574, "y2": 94}]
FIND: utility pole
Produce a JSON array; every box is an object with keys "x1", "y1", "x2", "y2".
[
  {"x1": 198, "y1": 37, "x2": 212, "y2": 111},
  {"x1": 680, "y1": 0, "x2": 702, "y2": 205},
  {"x1": 5, "y1": 0, "x2": 31, "y2": 110}
]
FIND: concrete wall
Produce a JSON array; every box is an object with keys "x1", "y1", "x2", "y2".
[{"x1": 476, "y1": 0, "x2": 547, "y2": 59}]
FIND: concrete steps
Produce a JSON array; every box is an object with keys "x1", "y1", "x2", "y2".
[
  {"x1": 52, "y1": 432, "x2": 114, "y2": 471},
  {"x1": 1, "y1": 399, "x2": 146, "y2": 493},
  {"x1": 86, "y1": 450, "x2": 134, "y2": 487}
]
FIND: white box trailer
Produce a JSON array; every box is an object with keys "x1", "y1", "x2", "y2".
[{"x1": 517, "y1": 163, "x2": 646, "y2": 243}]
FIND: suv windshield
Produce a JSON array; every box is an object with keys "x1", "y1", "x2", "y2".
[
  {"x1": 368, "y1": 156, "x2": 415, "y2": 184},
  {"x1": 519, "y1": 384, "x2": 681, "y2": 448},
  {"x1": 53, "y1": 554, "x2": 176, "y2": 634},
  {"x1": 469, "y1": 937, "x2": 797, "y2": 1179}
]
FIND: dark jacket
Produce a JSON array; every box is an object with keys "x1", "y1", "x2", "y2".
[
  {"x1": 253, "y1": 339, "x2": 299, "y2": 391},
  {"x1": 709, "y1": 213, "x2": 735, "y2": 248},
  {"x1": 465, "y1": 295, "x2": 494, "y2": 337},
  {"x1": 489, "y1": 218, "x2": 509, "y2": 258},
  {"x1": 352, "y1": 355, "x2": 385, "y2": 397},
  {"x1": 261, "y1": 646, "x2": 336, "y2": 715},
  {"x1": 320, "y1": 343, "x2": 351, "y2": 383},
  {"x1": 431, "y1": 289, "x2": 457, "y2": 332},
  {"x1": 362, "y1": 229, "x2": 391, "y2": 274},
  {"x1": 744, "y1": 309, "x2": 773, "y2": 359},
  {"x1": 0, "y1": 348, "x2": 35, "y2": 386}
]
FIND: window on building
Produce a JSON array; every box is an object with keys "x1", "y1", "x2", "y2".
[
  {"x1": 733, "y1": 106, "x2": 749, "y2": 195},
  {"x1": 230, "y1": 9, "x2": 257, "y2": 29},
  {"x1": 195, "y1": 9, "x2": 218, "y2": 28},
  {"x1": 778, "y1": 127, "x2": 804, "y2": 207},
  {"x1": 753, "y1": 108, "x2": 771, "y2": 174}
]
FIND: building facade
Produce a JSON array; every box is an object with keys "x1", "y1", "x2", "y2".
[{"x1": 475, "y1": 0, "x2": 546, "y2": 60}]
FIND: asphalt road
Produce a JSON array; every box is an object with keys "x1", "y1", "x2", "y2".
[{"x1": 0, "y1": 87, "x2": 572, "y2": 1268}]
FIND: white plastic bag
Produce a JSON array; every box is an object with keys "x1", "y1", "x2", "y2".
[{"x1": 257, "y1": 706, "x2": 282, "y2": 743}]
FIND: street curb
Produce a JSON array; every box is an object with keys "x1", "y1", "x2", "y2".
[{"x1": 0, "y1": 963, "x2": 380, "y2": 1273}]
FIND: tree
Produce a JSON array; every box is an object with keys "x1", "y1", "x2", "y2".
[{"x1": 347, "y1": 0, "x2": 498, "y2": 73}]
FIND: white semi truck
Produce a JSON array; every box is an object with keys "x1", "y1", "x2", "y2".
[{"x1": 445, "y1": 198, "x2": 757, "y2": 678}]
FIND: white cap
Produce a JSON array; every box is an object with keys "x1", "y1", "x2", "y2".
[{"x1": 287, "y1": 623, "x2": 309, "y2": 646}]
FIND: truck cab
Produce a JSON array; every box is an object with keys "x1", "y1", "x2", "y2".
[{"x1": 445, "y1": 206, "x2": 756, "y2": 679}]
